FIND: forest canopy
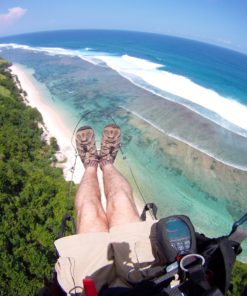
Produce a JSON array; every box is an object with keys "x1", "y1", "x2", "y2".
[{"x1": 0, "y1": 58, "x2": 74, "y2": 295}]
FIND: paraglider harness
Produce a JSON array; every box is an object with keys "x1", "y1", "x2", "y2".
[{"x1": 47, "y1": 207, "x2": 246, "y2": 296}]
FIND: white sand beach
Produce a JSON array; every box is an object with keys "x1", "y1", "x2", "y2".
[{"x1": 10, "y1": 63, "x2": 147, "y2": 215}]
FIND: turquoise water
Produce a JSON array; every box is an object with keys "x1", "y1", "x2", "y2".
[{"x1": 0, "y1": 30, "x2": 247, "y2": 260}]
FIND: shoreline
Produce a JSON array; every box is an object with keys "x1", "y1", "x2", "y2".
[
  {"x1": 10, "y1": 63, "x2": 147, "y2": 216},
  {"x1": 10, "y1": 63, "x2": 84, "y2": 184},
  {"x1": 9, "y1": 61, "x2": 247, "y2": 220}
]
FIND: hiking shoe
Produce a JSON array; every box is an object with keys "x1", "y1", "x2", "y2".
[
  {"x1": 75, "y1": 126, "x2": 99, "y2": 168},
  {"x1": 100, "y1": 124, "x2": 121, "y2": 167}
]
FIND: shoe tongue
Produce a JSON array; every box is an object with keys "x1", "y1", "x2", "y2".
[{"x1": 81, "y1": 133, "x2": 88, "y2": 141}]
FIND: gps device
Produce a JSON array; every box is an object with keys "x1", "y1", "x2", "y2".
[{"x1": 156, "y1": 215, "x2": 197, "y2": 263}]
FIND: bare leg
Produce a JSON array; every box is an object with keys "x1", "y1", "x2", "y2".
[
  {"x1": 102, "y1": 164, "x2": 140, "y2": 228},
  {"x1": 75, "y1": 166, "x2": 108, "y2": 233}
]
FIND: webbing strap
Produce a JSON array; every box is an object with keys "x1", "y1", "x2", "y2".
[
  {"x1": 188, "y1": 264, "x2": 211, "y2": 291},
  {"x1": 187, "y1": 264, "x2": 224, "y2": 296},
  {"x1": 58, "y1": 214, "x2": 76, "y2": 239}
]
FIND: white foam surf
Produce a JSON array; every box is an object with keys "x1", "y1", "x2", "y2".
[
  {"x1": 95, "y1": 54, "x2": 247, "y2": 136},
  {"x1": 0, "y1": 43, "x2": 108, "y2": 66},
  {"x1": 1, "y1": 43, "x2": 247, "y2": 137}
]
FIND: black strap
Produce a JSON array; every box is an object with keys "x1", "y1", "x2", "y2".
[
  {"x1": 187, "y1": 264, "x2": 224, "y2": 296},
  {"x1": 188, "y1": 264, "x2": 211, "y2": 291},
  {"x1": 196, "y1": 233, "x2": 240, "y2": 295},
  {"x1": 58, "y1": 213, "x2": 76, "y2": 239},
  {"x1": 140, "y1": 203, "x2": 158, "y2": 221},
  {"x1": 217, "y1": 239, "x2": 239, "y2": 294}
]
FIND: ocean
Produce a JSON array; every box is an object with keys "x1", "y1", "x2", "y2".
[{"x1": 0, "y1": 30, "x2": 247, "y2": 260}]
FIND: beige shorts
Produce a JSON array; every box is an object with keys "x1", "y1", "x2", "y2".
[{"x1": 54, "y1": 221, "x2": 160, "y2": 295}]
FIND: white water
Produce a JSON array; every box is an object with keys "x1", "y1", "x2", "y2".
[
  {"x1": 96, "y1": 54, "x2": 247, "y2": 136},
  {"x1": 1, "y1": 43, "x2": 247, "y2": 137}
]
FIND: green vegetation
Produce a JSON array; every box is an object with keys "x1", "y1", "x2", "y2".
[
  {"x1": 0, "y1": 73, "x2": 7, "y2": 81},
  {"x1": 0, "y1": 85, "x2": 11, "y2": 97},
  {"x1": 229, "y1": 261, "x2": 247, "y2": 296},
  {"x1": 0, "y1": 58, "x2": 74, "y2": 295}
]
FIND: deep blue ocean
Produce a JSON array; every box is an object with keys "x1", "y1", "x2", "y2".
[
  {"x1": 1, "y1": 30, "x2": 247, "y2": 139},
  {"x1": 1, "y1": 29, "x2": 247, "y2": 102},
  {"x1": 1, "y1": 30, "x2": 247, "y2": 260}
]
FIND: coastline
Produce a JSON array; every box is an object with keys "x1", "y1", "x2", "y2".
[
  {"x1": 9, "y1": 61, "x2": 247, "y2": 221},
  {"x1": 10, "y1": 63, "x2": 84, "y2": 184},
  {"x1": 10, "y1": 63, "x2": 147, "y2": 216}
]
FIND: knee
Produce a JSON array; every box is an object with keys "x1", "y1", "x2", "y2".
[
  {"x1": 107, "y1": 186, "x2": 133, "y2": 201},
  {"x1": 76, "y1": 204, "x2": 108, "y2": 230},
  {"x1": 76, "y1": 198, "x2": 100, "y2": 216},
  {"x1": 75, "y1": 194, "x2": 100, "y2": 211}
]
